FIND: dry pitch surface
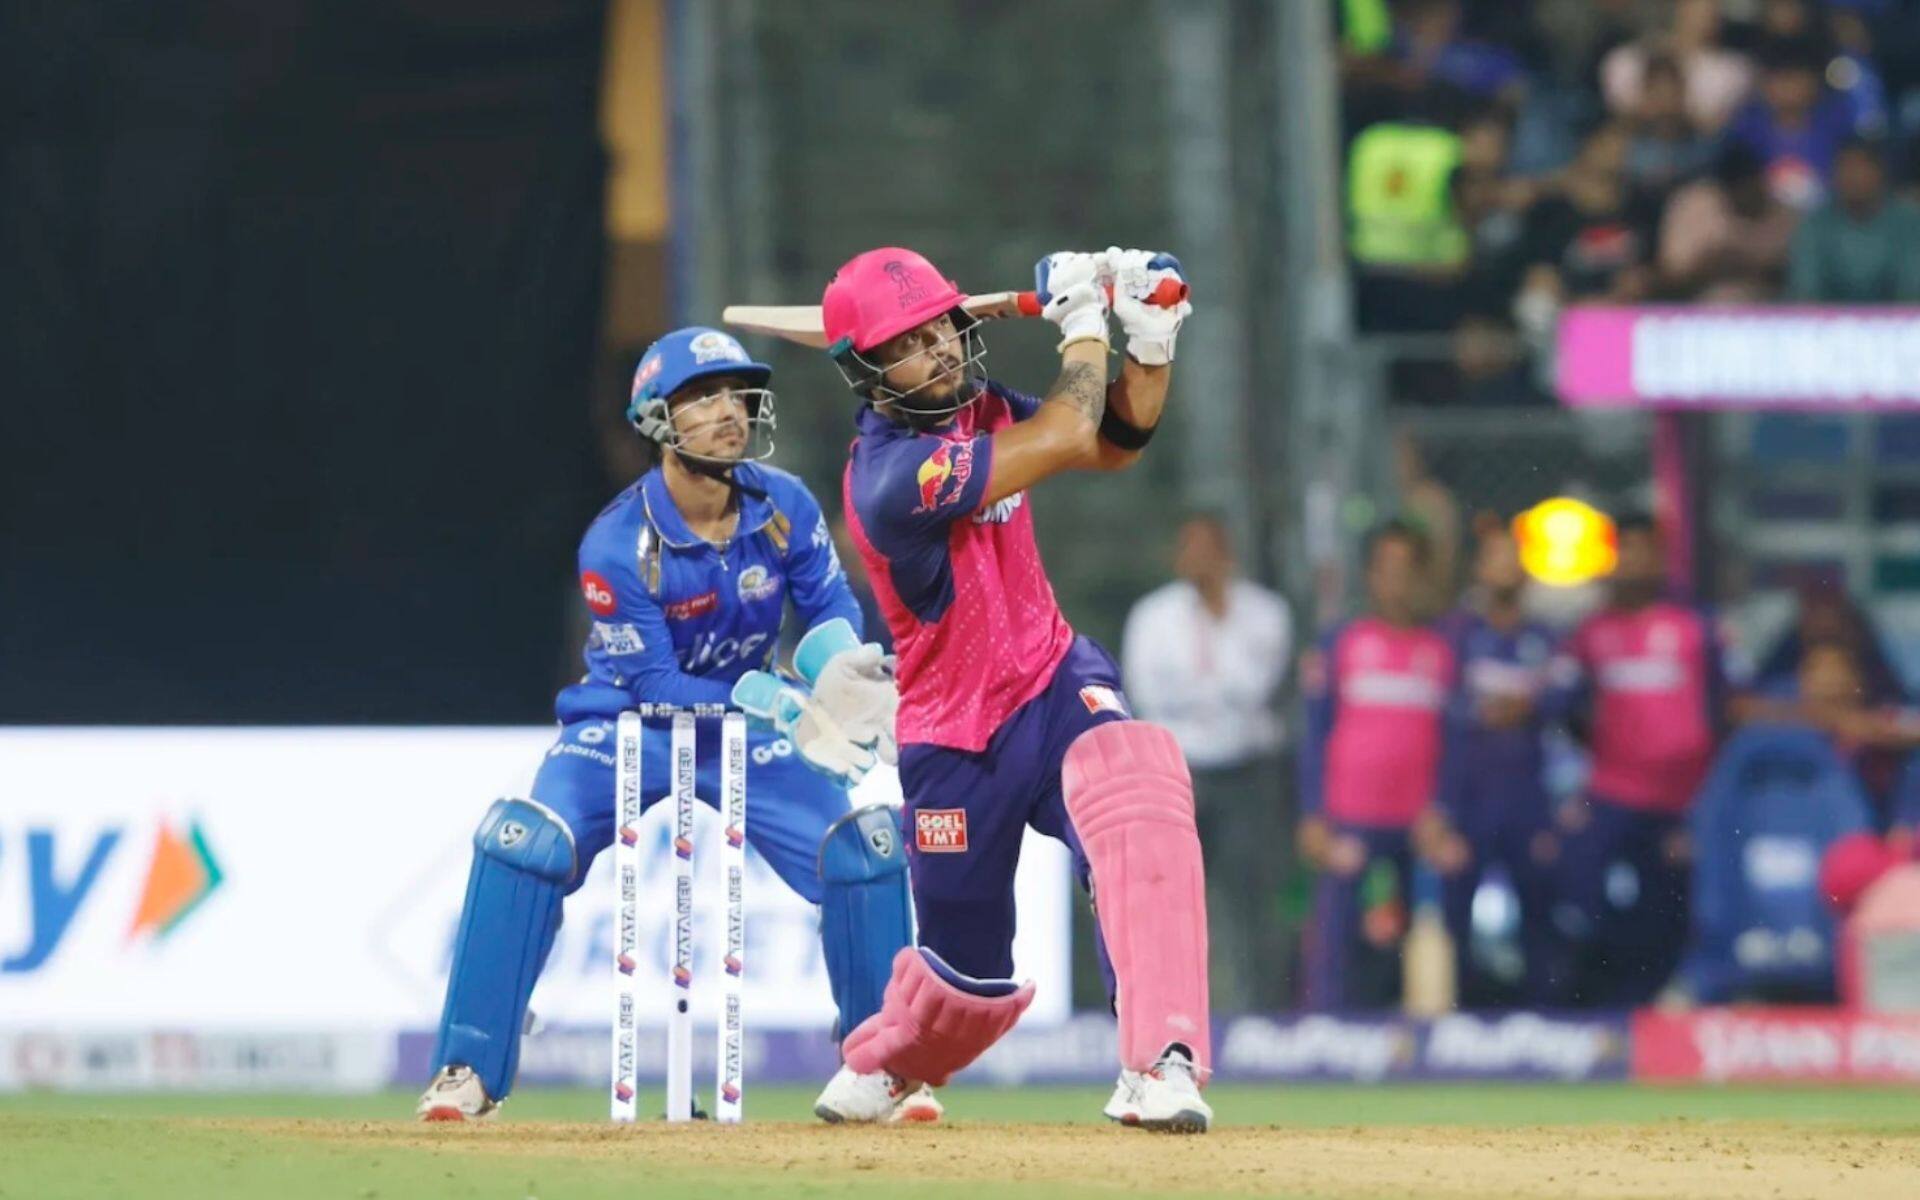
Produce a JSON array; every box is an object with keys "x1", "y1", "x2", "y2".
[{"x1": 5, "y1": 1084, "x2": 1918, "y2": 1199}]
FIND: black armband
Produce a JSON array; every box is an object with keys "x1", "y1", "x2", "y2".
[{"x1": 1099, "y1": 409, "x2": 1158, "y2": 451}]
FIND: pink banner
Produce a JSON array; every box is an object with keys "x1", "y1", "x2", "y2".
[
  {"x1": 1558, "y1": 306, "x2": 1920, "y2": 410},
  {"x1": 1632, "y1": 1008, "x2": 1920, "y2": 1083}
]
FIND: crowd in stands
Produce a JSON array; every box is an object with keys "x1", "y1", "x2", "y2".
[{"x1": 1341, "y1": 0, "x2": 1920, "y2": 402}]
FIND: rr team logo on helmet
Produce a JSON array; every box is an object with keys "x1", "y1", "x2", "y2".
[{"x1": 884, "y1": 259, "x2": 931, "y2": 308}]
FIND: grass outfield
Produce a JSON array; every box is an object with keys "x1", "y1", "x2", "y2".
[{"x1": 3, "y1": 1084, "x2": 1918, "y2": 1199}]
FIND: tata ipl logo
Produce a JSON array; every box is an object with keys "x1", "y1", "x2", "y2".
[
  {"x1": 672, "y1": 876, "x2": 694, "y2": 987},
  {"x1": 3, "y1": 818, "x2": 223, "y2": 973},
  {"x1": 724, "y1": 871, "x2": 744, "y2": 977}
]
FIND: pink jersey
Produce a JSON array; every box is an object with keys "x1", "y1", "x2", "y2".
[
  {"x1": 1551, "y1": 602, "x2": 1724, "y2": 813},
  {"x1": 842, "y1": 381, "x2": 1074, "y2": 752},
  {"x1": 1300, "y1": 617, "x2": 1456, "y2": 828}
]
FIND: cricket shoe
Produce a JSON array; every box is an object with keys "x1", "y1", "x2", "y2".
[
  {"x1": 812, "y1": 1065, "x2": 941, "y2": 1124},
  {"x1": 1103, "y1": 1044, "x2": 1210, "y2": 1134},
  {"x1": 416, "y1": 1065, "x2": 498, "y2": 1123}
]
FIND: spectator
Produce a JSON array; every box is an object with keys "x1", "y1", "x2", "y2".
[
  {"x1": 1624, "y1": 54, "x2": 1719, "y2": 197},
  {"x1": 1348, "y1": 119, "x2": 1471, "y2": 330},
  {"x1": 1545, "y1": 514, "x2": 1733, "y2": 1006},
  {"x1": 1751, "y1": 578, "x2": 1906, "y2": 706},
  {"x1": 1787, "y1": 137, "x2": 1920, "y2": 301},
  {"x1": 1509, "y1": 121, "x2": 1658, "y2": 348},
  {"x1": 1796, "y1": 639, "x2": 1920, "y2": 828},
  {"x1": 1727, "y1": 36, "x2": 1860, "y2": 208},
  {"x1": 1657, "y1": 143, "x2": 1799, "y2": 300},
  {"x1": 1602, "y1": 0, "x2": 1755, "y2": 135},
  {"x1": 1394, "y1": 0, "x2": 1527, "y2": 102},
  {"x1": 1428, "y1": 315, "x2": 1543, "y2": 408},
  {"x1": 1121, "y1": 513, "x2": 1293, "y2": 1012},
  {"x1": 1515, "y1": 121, "x2": 1659, "y2": 301},
  {"x1": 1297, "y1": 522, "x2": 1457, "y2": 1009},
  {"x1": 1345, "y1": 0, "x2": 1528, "y2": 116},
  {"x1": 1431, "y1": 518, "x2": 1566, "y2": 1006}
]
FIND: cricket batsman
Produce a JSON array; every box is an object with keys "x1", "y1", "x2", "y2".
[
  {"x1": 811, "y1": 245, "x2": 1214, "y2": 1132},
  {"x1": 418, "y1": 326, "x2": 933, "y2": 1123}
]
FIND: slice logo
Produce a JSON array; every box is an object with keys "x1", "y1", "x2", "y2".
[
  {"x1": 2, "y1": 818, "x2": 223, "y2": 974},
  {"x1": 914, "y1": 809, "x2": 968, "y2": 853}
]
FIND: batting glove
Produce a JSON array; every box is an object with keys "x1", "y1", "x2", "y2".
[
  {"x1": 1105, "y1": 246, "x2": 1191, "y2": 366},
  {"x1": 1034, "y1": 251, "x2": 1111, "y2": 350}
]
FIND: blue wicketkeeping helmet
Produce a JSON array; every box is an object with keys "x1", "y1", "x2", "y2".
[{"x1": 627, "y1": 326, "x2": 776, "y2": 462}]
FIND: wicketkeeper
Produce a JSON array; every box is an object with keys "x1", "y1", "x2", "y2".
[{"x1": 418, "y1": 327, "x2": 930, "y2": 1123}]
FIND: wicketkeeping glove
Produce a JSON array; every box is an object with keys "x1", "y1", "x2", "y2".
[
  {"x1": 793, "y1": 618, "x2": 899, "y2": 766},
  {"x1": 731, "y1": 670, "x2": 878, "y2": 788},
  {"x1": 1034, "y1": 251, "x2": 1111, "y2": 350},
  {"x1": 1105, "y1": 246, "x2": 1191, "y2": 366}
]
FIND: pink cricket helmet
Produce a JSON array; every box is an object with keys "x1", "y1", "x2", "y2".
[{"x1": 821, "y1": 248, "x2": 969, "y2": 354}]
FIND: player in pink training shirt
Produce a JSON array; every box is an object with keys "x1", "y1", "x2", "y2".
[
  {"x1": 810, "y1": 246, "x2": 1214, "y2": 1132},
  {"x1": 1544, "y1": 513, "x2": 1735, "y2": 1005}
]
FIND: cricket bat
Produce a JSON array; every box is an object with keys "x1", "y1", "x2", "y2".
[{"x1": 722, "y1": 278, "x2": 1188, "y2": 349}]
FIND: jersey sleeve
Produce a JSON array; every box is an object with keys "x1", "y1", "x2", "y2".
[
  {"x1": 992, "y1": 380, "x2": 1043, "y2": 421},
  {"x1": 1296, "y1": 630, "x2": 1340, "y2": 817},
  {"x1": 780, "y1": 482, "x2": 866, "y2": 638},
  {"x1": 579, "y1": 540, "x2": 734, "y2": 709},
  {"x1": 853, "y1": 433, "x2": 995, "y2": 550}
]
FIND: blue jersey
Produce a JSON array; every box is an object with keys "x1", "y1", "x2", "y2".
[
  {"x1": 1436, "y1": 607, "x2": 1556, "y2": 824},
  {"x1": 555, "y1": 461, "x2": 863, "y2": 723}
]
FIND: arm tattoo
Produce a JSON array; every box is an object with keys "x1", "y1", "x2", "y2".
[{"x1": 1044, "y1": 360, "x2": 1106, "y2": 424}]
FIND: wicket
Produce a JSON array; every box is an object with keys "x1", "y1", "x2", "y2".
[{"x1": 610, "y1": 703, "x2": 748, "y2": 1124}]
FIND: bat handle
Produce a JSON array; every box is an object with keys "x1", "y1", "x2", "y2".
[{"x1": 1013, "y1": 276, "x2": 1189, "y2": 317}]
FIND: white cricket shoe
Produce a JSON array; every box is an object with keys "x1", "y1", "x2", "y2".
[
  {"x1": 812, "y1": 1065, "x2": 941, "y2": 1124},
  {"x1": 890, "y1": 1082, "x2": 944, "y2": 1124},
  {"x1": 1103, "y1": 1044, "x2": 1210, "y2": 1134},
  {"x1": 416, "y1": 1065, "x2": 498, "y2": 1123}
]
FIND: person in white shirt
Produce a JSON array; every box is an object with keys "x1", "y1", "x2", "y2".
[{"x1": 1121, "y1": 512, "x2": 1294, "y2": 1011}]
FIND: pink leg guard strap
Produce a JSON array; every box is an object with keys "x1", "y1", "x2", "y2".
[
  {"x1": 841, "y1": 947, "x2": 1035, "y2": 1086},
  {"x1": 1063, "y1": 720, "x2": 1211, "y2": 1076}
]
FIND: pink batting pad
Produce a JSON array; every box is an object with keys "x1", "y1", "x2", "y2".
[
  {"x1": 1063, "y1": 720, "x2": 1211, "y2": 1076},
  {"x1": 841, "y1": 947, "x2": 1035, "y2": 1086}
]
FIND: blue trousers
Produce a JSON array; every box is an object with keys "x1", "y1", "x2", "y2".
[
  {"x1": 1441, "y1": 782, "x2": 1567, "y2": 1006},
  {"x1": 1553, "y1": 794, "x2": 1689, "y2": 1007},
  {"x1": 1305, "y1": 825, "x2": 1413, "y2": 1011}
]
